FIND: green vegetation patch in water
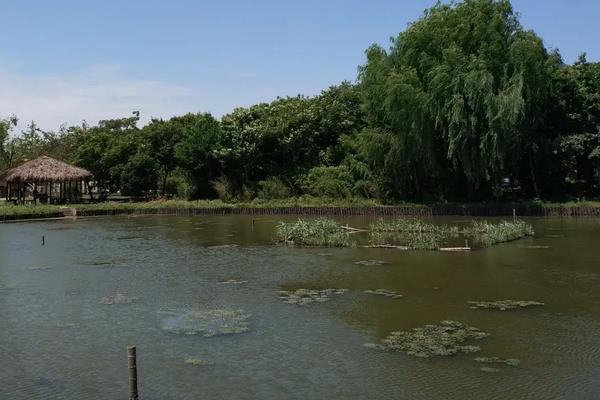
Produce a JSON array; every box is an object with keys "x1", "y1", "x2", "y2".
[
  {"x1": 184, "y1": 357, "x2": 214, "y2": 366},
  {"x1": 468, "y1": 300, "x2": 544, "y2": 311},
  {"x1": 276, "y1": 218, "x2": 354, "y2": 247},
  {"x1": 368, "y1": 218, "x2": 533, "y2": 250},
  {"x1": 364, "y1": 320, "x2": 489, "y2": 358},
  {"x1": 161, "y1": 309, "x2": 251, "y2": 337},
  {"x1": 370, "y1": 218, "x2": 458, "y2": 235},
  {"x1": 467, "y1": 220, "x2": 534, "y2": 246},
  {"x1": 279, "y1": 288, "x2": 349, "y2": 305},
  {"x1": 363, "y1": 289, "x2": 403, "y2": 299}
]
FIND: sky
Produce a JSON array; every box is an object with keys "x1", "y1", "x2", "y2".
[{"x1": 1, "y1": 0, "x2": 599, "y2": 131}]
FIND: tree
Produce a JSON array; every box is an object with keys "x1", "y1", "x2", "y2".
[
  {"x1": 359, "y1": 0, "x2": 554, "y2": 200},
  {"x1": 143, "y1": 116, "x2": 186, "y2": 195},
  {"x1": 0, "y1": 116, "x2": 19, "y2": 173},
  {"x1": 120, "y1": 148, "x2": 159, "y2": 198},
  {"x1": 75, "y1": 112, "x2": 142, "y2": 197},
  {"x1": 174, "y1": 113, "x2": 222, "y2": 199},
  {"x1": 552, "y1": 54, "x2": 600, "y2": 193}
]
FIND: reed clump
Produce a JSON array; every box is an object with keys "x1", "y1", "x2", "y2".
[
  {"x1": 370, "y1": 218, "x2": 458, "y2": 235},
  {"x1": 368, "y1": 218, "x2": 533, "y2": 250},
  {"x1": 276, "y1": 218, "x2": 354, "y2": 247},
  {"x1": 467, "y1": 220, "x2": 534, "y2": 246}
]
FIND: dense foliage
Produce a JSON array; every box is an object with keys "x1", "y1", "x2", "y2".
[{"x1": 1, "y1": 0, "x2": 598, "y2": 203}]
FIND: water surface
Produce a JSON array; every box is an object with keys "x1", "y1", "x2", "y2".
[{"x1": 1, "y1": 215, "x2": 599, "y2": 399}]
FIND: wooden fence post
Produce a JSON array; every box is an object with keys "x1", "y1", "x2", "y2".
[{"x1": 127, "y1": 346, "x2": 139, "y2": 400}]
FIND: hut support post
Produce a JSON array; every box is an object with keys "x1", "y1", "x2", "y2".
[
  {"x1": 86, "y1": 181, "x2": 94, "y2": 201},
  {"x1": 127, "y1": 346, "x2": 139, "y2": 400}
]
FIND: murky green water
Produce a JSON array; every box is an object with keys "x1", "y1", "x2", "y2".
[{"x1": 1, "y1": 215, "x2": 599, "y2": 400}]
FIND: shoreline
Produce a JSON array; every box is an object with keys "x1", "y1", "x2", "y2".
[{"x1": 2, "y1": 202, "x2": 600, "y2": 223}]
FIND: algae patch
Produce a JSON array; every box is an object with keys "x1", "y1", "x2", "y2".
[
  {"x1": 363, "y1": 289, "x2": 403, "y2": 299},
  {"x1": 184, "y1": 357, "x2": 214, "y2": 366},
  {"x1": 468, "y1": 300, "x2": 544, "y2": 311},
  {"x1": 279, "y1": 288, "x2": 348, "y2": 305},
  {"x1": 161, "y1": 309, "x2": 251, "y2": 337},
  {"x1": 364, "y1": 320, "x2": 489, "y2": 358}
]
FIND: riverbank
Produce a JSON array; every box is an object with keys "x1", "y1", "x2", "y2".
[{"x1": 2, "y1": 198, "x2": 600, "y2": 222}]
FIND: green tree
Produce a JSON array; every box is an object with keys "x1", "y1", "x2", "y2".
[
  {"x1": 75, "y1": 112, "x2": 141, "y2": 197},
  {"x1": 0, "y1": 116, "x2": 19, "y2": 173},
  {"x1": 174, "y1": 113, "x2": 222, "y2": 199},
  {"x1": 359, "y1": 0, "x2": 554, "y2": 200},
  {"x1": 552, "y1": 54, "x2": 600, "y2": 193}
]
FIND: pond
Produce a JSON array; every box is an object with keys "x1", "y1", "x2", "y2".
[{"x1": 0, "y1": 215, "x2": 599, "y2": 399}]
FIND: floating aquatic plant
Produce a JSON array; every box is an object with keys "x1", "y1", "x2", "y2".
[
  {"x1": 161, "y1": 309, "x2": 251, "y2": 337},
  {"x1": 276, "y1": 218, "x2": 353, "y2": 247},
  {"x1": 279, "y1": 288, "x2": 349, "y2": 305},
  {"x1": 475, "y1": 356, "x2": 520, "y2": 367},
  {"x1": 364, "y1": 320, "x2": 489, "y2": 358},
  {"x1": 184, "y1": 357, "x2": 214, "y2": 366},
  {"x1": 363, "y1": 289, "x2": 403, "y2": 299},
  {"x1": 99, "y1": 293, "x2": 138, "y2": 305},
  {"x1": 468, "y1": 300, "x2": 544, "y2": 311}
]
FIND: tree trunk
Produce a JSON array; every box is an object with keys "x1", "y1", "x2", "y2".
[
  {"x1": 528, "y1": 153, "x2": 540, "y2": 198},
  {"x1": 162, "y1": 168, "x2": 169, "y2": 196}
]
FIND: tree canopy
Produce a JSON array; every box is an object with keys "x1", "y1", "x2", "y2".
[{"x1": 1, "y1": 0, "x2": 598, "y2": 203}]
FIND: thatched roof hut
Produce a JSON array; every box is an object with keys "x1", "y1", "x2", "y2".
[
  {"x1": 4, "y1": 156, "x2": 92, "y2": 204},
  {"x1": 4, "y1": 155, "x2": 91, "y2": 183}
]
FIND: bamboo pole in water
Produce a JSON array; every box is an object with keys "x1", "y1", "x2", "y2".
[{"x1": 127, "y1": 346, "x2": 139, "y2": 400}]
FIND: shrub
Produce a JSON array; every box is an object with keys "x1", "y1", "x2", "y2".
[
  {"x1": 257, "y1": 178, "x2": 291, "y2": 200},
  {"x1": 298, "y1": 166, "x2": 354, "y2": 198}
]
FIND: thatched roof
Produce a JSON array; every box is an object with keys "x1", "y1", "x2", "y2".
[{"x1": 4, "y1": 156, "x2": 92, "y2": 183}]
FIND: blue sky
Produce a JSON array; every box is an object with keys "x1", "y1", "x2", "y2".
[{"x1": 1, "y1": 0, "x2": 598, "y2": 131}]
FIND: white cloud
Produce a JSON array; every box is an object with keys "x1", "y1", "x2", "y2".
[{"x1": 0, "y1": 64, "x2": 206, "y2": 132}]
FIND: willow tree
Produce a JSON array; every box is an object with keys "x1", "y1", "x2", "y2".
[{"x1": 359, "y1": 0, "x2": 553, "y2": 200}]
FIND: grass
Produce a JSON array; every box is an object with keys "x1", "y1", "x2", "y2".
[
  {"x1": 0, "y1": 203, "x2": 62, "y2": 217},
  {"x1": 370, "y1": 217, "x2": 458, "y2": 234},
  {"x1": 369, "y1": 217, "x2": 457, "y2": 250},
  {"x1": 466, "y1": 220, "x2": 534, "y2": 246},
  {"x1": 368, "y1": 230, "x2": 446, "y2": 250},
  {"x1": 368, "y1": 218, "x2": 533, "y2": 250},
  {"x1": 276, "y1": 218, "x2": 354, "y2": 247},
  {"x1": 1, "y1": 196, "x2": 599, "y2": 220}
]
